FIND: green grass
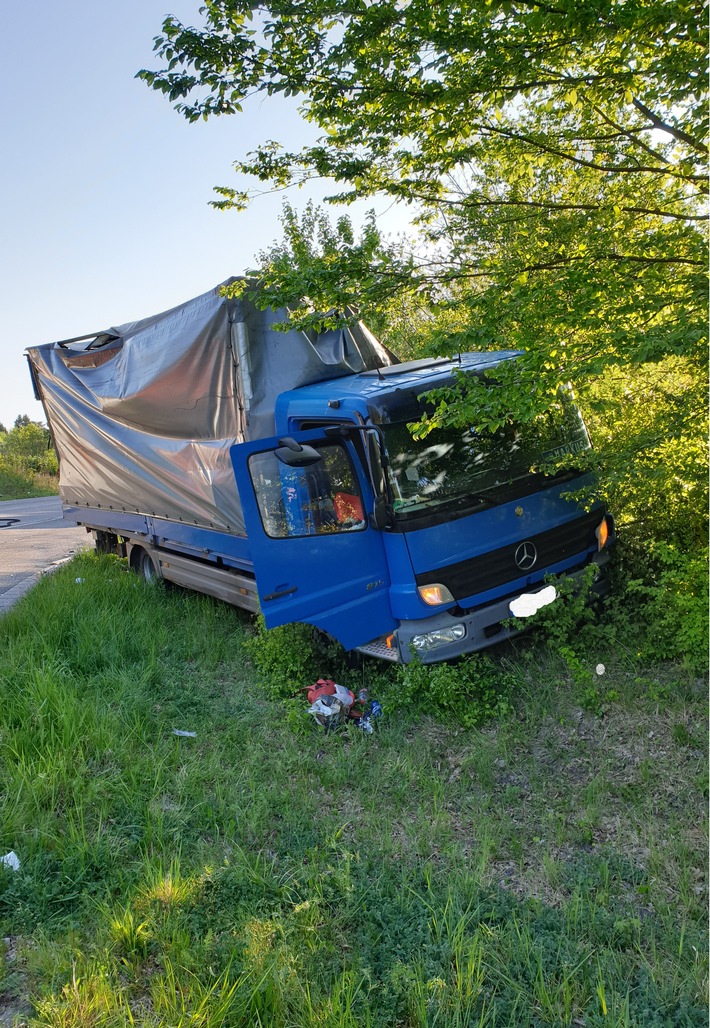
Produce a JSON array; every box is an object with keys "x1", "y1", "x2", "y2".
[{"x1": 0, "y1": 553, "x2": 706, "y2": 1026}]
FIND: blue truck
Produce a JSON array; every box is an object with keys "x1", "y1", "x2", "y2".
[{"x1": 26, "y1": 280, "x2": 614, "y2": 663}]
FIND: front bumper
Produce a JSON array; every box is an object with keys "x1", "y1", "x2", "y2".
[{"x1": 357, "y1": 551, "x2": 612, "y2": 664}]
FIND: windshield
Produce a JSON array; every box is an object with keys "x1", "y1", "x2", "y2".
[{"x1": 383, "y1": 389, "x2": 591, "y2": 521}]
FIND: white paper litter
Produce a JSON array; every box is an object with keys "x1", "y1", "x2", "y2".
[
  {"x1": 172, "y1": 729, "x2": 197, "y2": 738},
  {"x1": 308, "y1": 697, "x2": 344, "y2": 719},
  {"x1": 331, "y1": 683, "x2": 354, "y2": 707},
  {"x1": 1, "y1": 851, "x2": 20, "y2": 872}
]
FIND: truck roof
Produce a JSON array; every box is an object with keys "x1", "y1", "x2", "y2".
[{"x1": 276, "y1": 350, "x2": 521, "y2": 427}]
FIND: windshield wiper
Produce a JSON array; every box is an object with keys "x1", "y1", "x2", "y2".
[
  {"x1": 435, "y1": 491, "x2": 500, "y2": 512},
  {"x1": 393, "y1": 490, "x2": 502, "y2": 516},
  {"x1": 460, "y1": 491, "x2": 500, "y2": 507}
]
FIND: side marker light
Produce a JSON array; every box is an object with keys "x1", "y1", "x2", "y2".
[{"x1": 596, "y1": 517, "x2": 609, "y2": 550}]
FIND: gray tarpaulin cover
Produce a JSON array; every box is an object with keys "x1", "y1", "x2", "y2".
[{"x1": 27, "y1": 279, "x2": 395, "y2": 535}]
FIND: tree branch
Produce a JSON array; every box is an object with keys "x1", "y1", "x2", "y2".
[
  {"x1": 632, "y1": 98, "x2": 708, "y2": 155},
  {"x1": 482, "y1": 124, "x2": 708, "y2": 188},
  {"x1": 435, "y1": 195, "x2": 708, "y2": 223},
  {"x1": 585, "y1": 97, "x2": 669, "y2": 164}
]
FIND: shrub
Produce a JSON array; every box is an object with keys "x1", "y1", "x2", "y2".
[
  {"x1": 0, "y1": 461, "x2": 58, "y2": 500},
  {"x1": 625, "y1": 542, "x2": 709, "y2": 673},
  {"x1": 395, "y1": 652, "x2": 513, "y2": 728},
  {"x1": 244, "y1": 616, "x2": 349, "y2": 699},
  {"x1": 0, "y1": 420, "x2": 58, "y2": 498}
]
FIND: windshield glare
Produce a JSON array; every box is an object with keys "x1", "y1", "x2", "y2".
[{"x1": 384, "y1": 392, "x2": 591, "y2": 518}]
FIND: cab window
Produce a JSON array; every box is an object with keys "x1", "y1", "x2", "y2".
[{"x1": 248, "y1": 443, "x2": 366, "y2": 539}]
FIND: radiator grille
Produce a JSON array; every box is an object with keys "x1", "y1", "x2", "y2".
[{"x1": 416, "y1": 510, "x2": 603, "y2": 601}]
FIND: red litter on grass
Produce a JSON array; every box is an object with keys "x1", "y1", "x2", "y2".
[{"x1": 300, "y1": 679, "x2": 355, "y2": 729}]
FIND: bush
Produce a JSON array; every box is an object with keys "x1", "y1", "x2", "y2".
[
  {"x1": 395, "y1": 653, "x2": 513, "y2": 727},
  {"x1": 580, "y1": 357, "x2": 708, "y2": 551},
  {"x1": 0, "y1": 420, "x2": 58, "y2": 498},
  {"x1": 625, "y1": 542, "x2": 709, "y2": 673},
  {"x1": 244, "y1": 616, "x2": 350, "y2": 699},
  {"x1": 0, "y1": 461, "x2": 58, "y2": 500}
]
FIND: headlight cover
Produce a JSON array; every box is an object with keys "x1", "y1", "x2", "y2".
[{"x1": 411, "y1": 624, "x2": 466, "y2": 652}]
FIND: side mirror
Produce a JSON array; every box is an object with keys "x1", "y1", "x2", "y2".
[{"x1": 274, "y1": 443, "x2": 323, "y2": 468}]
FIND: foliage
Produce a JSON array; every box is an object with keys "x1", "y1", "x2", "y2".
[
  {"x1": 396, "y1": 653, "x2": 514, "y2": 728},
  {"x1": 139, "y1": 0, "x2": 707, "y2": 369},
  {"x1": 624, "y1": 542, "x2": 709, "y2": 673},
  {"x1": 244, "y1": 614, "x2": 350, "y2": 698},
  {"x1": 240, "y1": 201, "x2": 397, "y2": 328},
  {"x1": 0, "y1": 416, "x2": 58, "y2": 499},
  {"x1": 141, "y1": 0, "x2": 707, "y2": 596},
  {"x1": 140, "y1": 0, "x2": 706, "y2": 210},
  {"x1": 1, "y1": 419, "x2": 52, "y2": 460},
  {"x1": 0, "y1": 419, "x2": 56, "y2": 472},
  {"x1": 236, "y1": 200, "x2": 481, "y2": 363},
  {"x1": 579, "y1": 357, "x2": 708, "y2": 549},
  {"x1": 0, "y1": 465, "x2": 57, "y2": 502},
  {"x1": 508, "y1": 564, "x2": 603, "y2": 647}
]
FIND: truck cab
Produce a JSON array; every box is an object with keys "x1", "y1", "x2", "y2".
[{"x1": 231, "y1": 353, "x2": 615, "y2": 662}]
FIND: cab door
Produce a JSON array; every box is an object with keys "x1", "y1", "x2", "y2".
[{"x1": 230, "y1": 430, "x2": 396, "y2": 650}]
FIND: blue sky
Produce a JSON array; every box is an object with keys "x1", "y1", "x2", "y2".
[{"x1": 0, "y1": 0, "x2": 408, "y2": 429}]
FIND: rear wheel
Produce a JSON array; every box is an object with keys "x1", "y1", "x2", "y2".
[
  {"x1": 132, "y1": 547, "x2": 159, "y2": 584},
  {"x1": 94, "y1": 530, "x2": 118, "y2": 555}
]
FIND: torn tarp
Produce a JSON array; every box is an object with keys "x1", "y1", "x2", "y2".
[{"x1": 26, "y1": 280, "x2": 395, "y2": 535}]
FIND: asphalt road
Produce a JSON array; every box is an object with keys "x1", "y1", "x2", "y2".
[{"x1": 0, "y1": 496, "x2": 91, "y2": 614}]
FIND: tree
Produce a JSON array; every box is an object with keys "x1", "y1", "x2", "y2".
[
  {"x1": 240, "y1": 200, "x2": 434, "y2": 358},
  {"x1": 140, "y1": 0, "x2": 708, "y2": 548},
  {"x1": 0, "y1": 420, "x2": 57, "y2": 482},
  {"x1": 139, "y1": 0, "x2": 706, "y2": 229},
  {"x1": 2, "y1": 422, "x2": 50, "y2": 460},
  {"x1": 140, "y1": 0, "x2": 706, "y2": 370}
]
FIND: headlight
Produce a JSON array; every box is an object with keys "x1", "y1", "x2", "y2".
[
  {"x1": 417, "y1": 583, "x2": 455, "y2": 606},
  {"x1": 411, "y1": 624, "x2": 466, "y2": 652}
]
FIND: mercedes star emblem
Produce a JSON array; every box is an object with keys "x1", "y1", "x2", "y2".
[{"x1": 515, "y1": 540, "x2": 538, "y2": 571}]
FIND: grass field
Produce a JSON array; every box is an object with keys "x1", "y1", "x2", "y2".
[
  {"x1": 0, "y1": 552, "x2": 706, "y2": 1026},
  {"x1": 0, "y1": 469, "x2": 58, "y2": 503}
]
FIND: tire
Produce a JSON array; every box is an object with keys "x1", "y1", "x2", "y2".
[
  {"x1": 133, "y1": 547, "x2": 159, "y2": 584},
  {"x1": 94, "y1": 530, "x2": 118, "y2": 555}
]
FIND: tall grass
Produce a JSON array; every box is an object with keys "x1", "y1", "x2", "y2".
[
  {"x1": 0, "y1": 464, "x2": 58, "y2": 501},
  {"x1": 0, "y1": 553, "x2": 706, "y2": 1026}
]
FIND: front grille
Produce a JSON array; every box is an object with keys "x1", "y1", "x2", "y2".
[{"x1": 416, "y1": 509, "x2": 603, "y2": 601}]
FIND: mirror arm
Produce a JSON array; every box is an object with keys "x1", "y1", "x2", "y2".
[{"x1": 278, "y1": 436, "x2": 303, "y2": 452}]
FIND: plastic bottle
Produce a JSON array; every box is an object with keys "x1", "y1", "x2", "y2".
[{"x1": 357, "y1": 698, "x2": 382, "y2": 733}]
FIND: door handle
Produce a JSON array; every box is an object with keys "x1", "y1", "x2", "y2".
[{"x1": 263, "y1": 586, "x2": 298, "y2": 601}]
